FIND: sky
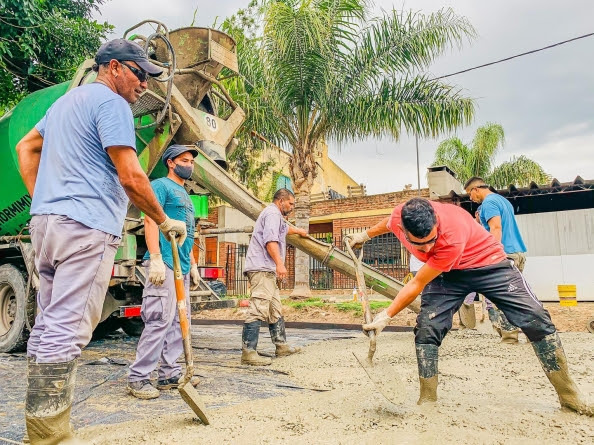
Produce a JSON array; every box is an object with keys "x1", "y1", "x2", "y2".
[{"x1": 93, "y1": 0, "x2": 594, "y2": 194}]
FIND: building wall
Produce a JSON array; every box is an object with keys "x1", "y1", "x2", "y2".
[
  {"x1": 517, "y1": 209, "x2": 594, "y2": 302},
  {"x1": 310, "y1": 189, "x2": 430, "y2": 222},
  {"x1": 256, "y1": 140, "x2": 359, "y2": 197}
]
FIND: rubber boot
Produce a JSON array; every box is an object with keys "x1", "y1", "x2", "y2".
[
  {"x1": 415, "y1": 344, "x2": 438, "y2": 405},
  {"x1": 501, "y1": 330, "x2": 519, "y2": 344},
  {"x1": 487, "y1": 307, "x2": 499, "y2": 324},
  {"x1": 241, "y1": 321, "x2": 272, "y2": 366},
  {"x1": 498, "y1": 310, "x2": 519, "y2": 344},
  {"x1": 458, "y1": 303, "x2": 476, "y2": 329},
  {"x1": 25, "y1": 359, "x2": 77, "y2": 445},
  {"x1": 532, "y1": 333, "x2": 593, "y2": 417},
  {"x1": 22, "y1": 356, "x2": 36, "y2": 445},
  {"x1": 269, "y1": 317, "x2": 301, "y2": 357}
]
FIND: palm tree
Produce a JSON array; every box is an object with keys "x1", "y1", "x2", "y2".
[
  {"x1": 222, "y1": 0, "x2": 476, "y2": 297},
  {"x1": 432, "y1": 122, "x2": 551, "y2": 189}
]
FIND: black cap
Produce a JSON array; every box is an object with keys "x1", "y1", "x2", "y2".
[
  {"x1": 162, "y1": 145, "x2": 199, "y2": 167},
  {"x1": 95, "y1": 38, "x2": 163, "y2": 76}
]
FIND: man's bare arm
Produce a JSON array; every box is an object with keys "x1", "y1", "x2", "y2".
[
  {"x1": 367, "y1": 216, "x2": 391, "y2": 238},
  {"x1": 487, "y1": 215, "x2": 503, "y2": 243},
  {"x1": 16, "y1": 128, "x2": 44, "y2": 197},
  {"x1": 385, "y1": 264, "x2": 442, "y2": 317},
  {"x1": 265, "y1": 241, "x2": 284, "y2": 267},
  {"x1": 145, "y1": 215, "x2": 161, "y2": 254},
  {"x1": 107, "y1": 146, "x2": 167, "y2": 224}
]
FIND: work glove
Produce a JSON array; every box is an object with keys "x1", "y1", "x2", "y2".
[
  {"x1": 346, "y1": 231, "x2": 370, "y2": 249},
  {"x1": 148, "y1": 253, "x2": 166, "y2": 286},
  {"x1": 190, "y1": 263, "x2": 200, "y2": 290},
  {"x1": 158, "y1": 216, "x2": 187, "y2": 246},
  {"x1": 362, "y1": 309, "x2": 393, "y2": 337}
]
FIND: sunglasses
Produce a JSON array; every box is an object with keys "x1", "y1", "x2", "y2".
[
  {"x1": 119, "y1": 61, "x2": 148, "y2": 82},
  {"x1": 404, "y1": 229, "x2": 439, "y2": 246}
]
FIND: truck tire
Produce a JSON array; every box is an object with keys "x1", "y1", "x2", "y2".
[
  {"x1": 0, "y1": 264, "x2": 36, "y2": 352},
  {"x1": 588, "y1": 318, "x2": 594, "y2": 334},
  {"x1": 91, "y1": 314, "x2": 121, "y2": 341},
  {"x1": 121, "y1": 318, "x2": 145, "y2": 337}
]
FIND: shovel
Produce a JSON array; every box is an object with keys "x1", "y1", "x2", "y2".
[
  {"x1": 345, "y1": 241, "x2": 404, "y2": 405},
  {"x1": 170, "y1": 232, "x2": 210, "y2": 425}
]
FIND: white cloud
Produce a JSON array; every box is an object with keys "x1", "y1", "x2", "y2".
[{"x1": 93, "y1": 0, "x2": 594, "y2": 193}]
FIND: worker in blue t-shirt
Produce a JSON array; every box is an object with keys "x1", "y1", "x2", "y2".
[
  {"x1": 465, "y1": 176, "x2": 528, "y2": 344},
  {"x1": 16, "y1": 39, "x2": 188, "y2": 443},
  {"x1": 128, "y1": 145, "x2": 201, "y2": 399}
]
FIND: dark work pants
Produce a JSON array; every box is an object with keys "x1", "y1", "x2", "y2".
[{"x1": 414, "y1": 260, "x2": 556, "y2": 347}]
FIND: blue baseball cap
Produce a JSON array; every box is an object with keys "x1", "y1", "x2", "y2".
[
  {"x1": 95, "y1": 38, "x2": 162, "y2": 76},
  {"x1": 162, "y1": 145, "x2": 199, "y2": 167}
]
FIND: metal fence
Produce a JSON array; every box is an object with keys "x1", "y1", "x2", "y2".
[
  {"x1": 224, "y1": 244, "x2": 295, "y2": 295},
  {"x1": 224, "y1": 229, "x2": 409, "y2": 295},
  {"x1": 309, "y1": 229, "x2": 409, "y2": 290}
]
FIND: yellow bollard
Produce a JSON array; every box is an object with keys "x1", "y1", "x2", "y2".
[{"x1": 558, "y1": 284, "x2": 577, "y2": 307}]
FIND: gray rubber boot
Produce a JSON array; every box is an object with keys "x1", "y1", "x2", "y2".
[
  {"x1": 241, "y1": 321, "x2": 272, "y2": 366},
  {"x1": 25, "y1": 359, "x2": 77, "y2": 445},
  {"x1": 269, "y1": 317, "x2": 301, "y2": 357},
  {"x1": 415, "y1": 344, "x2": 438, "y2": 405},
  {"x1": 532, "y1": 333, "x2": 593, "y2": 417},
  {"x1": 498, "y1": 310, "x2": 519, "y2": 343},
  {"x1": 22, "y1": 356, "x2": 36, "y2": 445},
  {"x1": 458, "y1": 303, "x2": 476, "y2": 329}
]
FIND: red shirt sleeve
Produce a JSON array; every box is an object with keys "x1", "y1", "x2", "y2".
[{"x1": 425, "y1": 241, "x2": 464, "y2": 272}]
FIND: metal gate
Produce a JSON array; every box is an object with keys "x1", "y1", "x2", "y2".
[
  {"x1": 224, "y1": 244, "x2": 295, "y2": 296},
  {"x1": 308, "y1": 229, "x2": 409, "y2": 290}
]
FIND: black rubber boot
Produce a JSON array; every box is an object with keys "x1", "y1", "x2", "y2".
[
  {"x1": 241, "y1": 321, "x2": 271, "y2": 366},
  {"x1": 415, "y1": 344, "x2": 438, "y2": 405},
  {"x1": 269, "y1": 317, "x2": 301, "y2": 357},
  {"x1": 25, "y1": 359, "x2": 77, "y2": 445},
  {"x1": 532, "y1": 333, "x2": 593, "y2": 416}
]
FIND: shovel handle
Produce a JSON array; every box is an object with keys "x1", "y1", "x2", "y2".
[
  {"x1": 345, "y1": 240, "x2": 377, "y2": 359},
  {"x1": 169, "y1": 232, "x2": 194, "y2": 378}
]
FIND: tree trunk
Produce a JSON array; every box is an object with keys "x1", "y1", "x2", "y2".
[
  {"x1": 290, "y1": 187, "x2": 312, "y2": 298},
  {"x1": 288, "y1": 142, "x2": 317, "y2": 299}
]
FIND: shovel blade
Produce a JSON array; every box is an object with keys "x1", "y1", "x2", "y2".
[
  {"x1": 353, "y1": 351, "x2": 405, "y2": 405},
  {"x1": 179, "y1": 382, "x2": 210, "y2": 425}
]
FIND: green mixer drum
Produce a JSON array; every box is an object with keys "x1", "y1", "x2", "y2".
[{"x1": 0, "y1": 81, "x2": 70, "y2": 236}]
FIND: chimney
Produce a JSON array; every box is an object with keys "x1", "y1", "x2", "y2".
[{"x1": 427, "y1": 165, "x2": 463, "y2": 200}]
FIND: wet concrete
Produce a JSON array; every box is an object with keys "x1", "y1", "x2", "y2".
[{"x1": 0, "y1": 325, "x2": 355, "y2": 443}]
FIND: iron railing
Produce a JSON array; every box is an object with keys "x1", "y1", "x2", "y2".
[{"x1": 224, "y1": 229, "x2": 409, "y2": 295}]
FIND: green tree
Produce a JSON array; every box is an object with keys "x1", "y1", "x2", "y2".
[
  {"x1": 432, "y1": 122, "x2": 551, "y2": 189},
  {"x1": 223, "y1": 0, "x2": 476, "y2": 297},
  {"x1": 0, "y1": 0, "x2": 112, "y2": 114}
]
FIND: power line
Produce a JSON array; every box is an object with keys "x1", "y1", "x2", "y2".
[{"x1": 432, "y1": 31, "x2": 594, "y2": 80}]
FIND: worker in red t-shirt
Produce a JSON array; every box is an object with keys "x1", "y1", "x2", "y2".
[{"x1": 347, "y1": 198, "x2": 592, "y2": 416}]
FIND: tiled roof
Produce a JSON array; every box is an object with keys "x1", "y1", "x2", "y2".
[{"x1": 440, "y1": 176, "x2": 594, "y2": 201}]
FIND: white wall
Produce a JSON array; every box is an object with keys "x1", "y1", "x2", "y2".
[
  {"x1": 217, "y1": 206, "x2": 254, "y2": 246},
  {"x1": 517, "y1": 209, "x2": 594, "y2": 302}
]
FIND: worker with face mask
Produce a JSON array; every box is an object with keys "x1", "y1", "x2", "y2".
[{"x1": 128, "y1": 144, "x2": 201, "y2": 399}]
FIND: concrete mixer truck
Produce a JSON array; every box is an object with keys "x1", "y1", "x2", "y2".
[{"x1": 0, "y1": 21, "x2": 410, "y2": 353}]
